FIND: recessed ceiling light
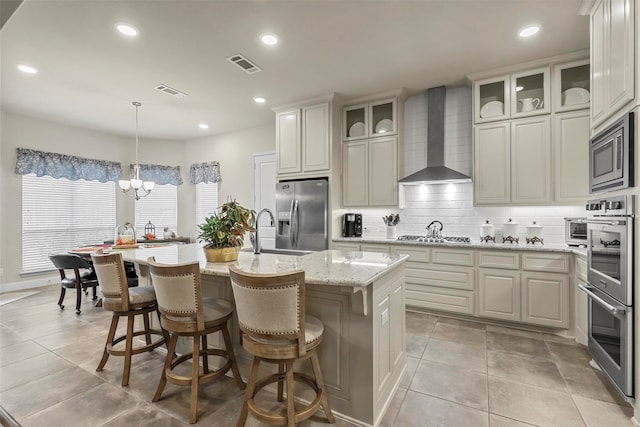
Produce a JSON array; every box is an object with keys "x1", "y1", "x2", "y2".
[
  {"x1": 516, "y1": 86, "x2": 524, "y2": 92},
  {"x1": 17, "y1": 64, "x2": 38, "y2": 74},
  {"x1": 116, "y1": 23, "x2": 138, "y2": 37},
  {"x1": 253, "y1": 97, "x2": 266, "y2": 104},
  {"x1": 199, "y1": 124, "x2": 209, "y2": 129},
  {"x1": 260, "y1": 33, "x2": 278, "y2": 46},
  {"x1": 519, "y1": 25, "x2": 540, "y2": 38}
]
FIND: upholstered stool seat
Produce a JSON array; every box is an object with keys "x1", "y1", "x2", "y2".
[
  {"x1": 229, "y1": 265, "x2": 335, "y2": 427},
  {"x1": 91, "y1": 250, "x2": 169, "y2": 387},
  {"x1": 147, "y1": 257, "x2": 245, "y2": 424}
]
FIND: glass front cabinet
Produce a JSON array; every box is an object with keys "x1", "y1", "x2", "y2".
[
  {"x1": 552, "y1": 59, "x2": 590, "y2": 113},
  {"x1": 343, "y1": 98, "x2": 397, "y2": 141}
]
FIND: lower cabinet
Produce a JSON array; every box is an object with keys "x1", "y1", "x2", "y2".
[
  {"x1": 521, "y1": 272, "x2": 570, "y2": 328},
  {"x1": 478, "y1": 269, "x2": 521, "y2": 322}
]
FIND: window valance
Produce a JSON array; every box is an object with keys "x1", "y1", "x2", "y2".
[
  {"x1": 129, "y1": 163, "x2": 183, "y2": 185},
  {"x1": 15, "y1": 148, "x2": 122, "y2": 183},
  {"x1": 189, "y1": 161, "x2": 221, "y2": 184}
]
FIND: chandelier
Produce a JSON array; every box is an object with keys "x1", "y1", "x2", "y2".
[{"x1": 118, "y1": 101, "x2": 154, "y2": 199}]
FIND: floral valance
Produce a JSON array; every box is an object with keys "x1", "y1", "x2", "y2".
[
  {"x1": 15, "y1": 148, "x2": 122, "y2": 183},
  {"x1": 129, "y1": 163, "x2": 183, "y2": 185},
  {"x1": 189, "y1": 161, "x2": 221, "y2": 184}
]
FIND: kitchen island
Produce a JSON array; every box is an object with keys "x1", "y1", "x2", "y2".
[{"x1": 119, "y1": 244, "x2": 408, "y2": 427}]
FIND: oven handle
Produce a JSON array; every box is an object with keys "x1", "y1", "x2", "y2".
[
  {"x1": 585, "y1": 219, "x2": 626, "y2": 226},
  {"x1": 578, "y1": 284, "x2": 627, "y2": 315}
]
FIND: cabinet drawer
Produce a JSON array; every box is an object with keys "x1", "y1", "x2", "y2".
[
  {"x1": 361, "y1": 244, "x2": 390, "y2": 254},
  {"x1": 391, "y1": 246, "x2": 430, "y2": 263},
  {"x1": 575, "y1": 255, "x2": 587, "y2": 281},
  {"x1": 522, "y1": 253, "x2": 570, "y2": 273},
  {"x1": 333, "y1": 242, "x2": 361, "y2": 252},
  {"x1": 405, "y1": 265, "x2": 474, "y2": 291},
  {"x1": 431, "y1": 248, "x2": 475, "y2": 267},
  {"x1": 405, "y1": 285, "x2": 476, "y2": 315},
  {"x1": 478, "y1": 251, "x2": 520, "y2": 269}
]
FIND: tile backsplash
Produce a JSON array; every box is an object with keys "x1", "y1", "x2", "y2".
[{"x1": 340, "y1": 86, "x2": 586, "y2": 245}]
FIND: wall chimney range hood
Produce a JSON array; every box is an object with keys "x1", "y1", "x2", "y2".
[{"x1": 398, "y1": 86, "x2": 472, "y2": 185}]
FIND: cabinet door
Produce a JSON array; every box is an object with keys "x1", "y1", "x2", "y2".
[
  {"x1": 369, "y1": 137, "x2": 398, "y2": 206},
  {"x1": 302, "y1": 103, "x2": 330, "y2": 172},
  {"x1": 370, "y1": 98, "x2": 398, "y2": 137},
  {"x1": 333, "y1": 242, "x2": 361, "y2": 251},
  {"x1": 474, "y1": 76, "x2": 510, "y2": 123},
  {"x1": 510, "y1": 67, "x2": 551, "y2": 118},
  {"x1": 474, "y1": 122, "x2": 510, "y2": 205},
  {"x1": 276, "y1": 109, "x2": 301, "y2": 174},
  {"x1": 478, "y1": 269, "x2": 521, "y2": 322},
  {"x1": 511, "y1": 117, "x2": 551, "y2": 204},
  {"x1": 552, "y1": 59, "x2": 590, "y2": 113},
  {"x1": 590, "y1": 0, "x2": 607, "y2": 126},
  {"x1": 606, "y1": 0, "x2": 635, "y2": 116},
  {"x1": 554, "y1": 111, "x2": 590, "y2": 202},
  {"x1": 361, "y1": 244, "x2": 390, "y2": 254},
  {"x1": 521, "y1": 272, "x2": 569, "y2": 328},
  {"x1": 343, "y1": 103, "x2": 368, "y2": 141},
  {"x1": 343, "y1": 141, "x2": 369, "y2": 206}
]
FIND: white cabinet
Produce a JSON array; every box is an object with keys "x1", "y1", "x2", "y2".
[
  {"x1": 343, "y1": 98, "x2": 398, "y2": 141},
  {"x1": 521, "y1": 272, "x2": 570, "y2": 328},
  {"x1": 478, "y1": 269, "x2": 521, "y2": 322},
  {"x1": 574, "y1": 255, "x2": 588, "y2": 345},
  {"x1": 552, "y1": 59, "x2": 591, "y2": 113},
  {"x1": 511, "y1": 116, "x2": 552, "y2": 204},
  {"x1": 343, "y1": 137, "x2": 397, "y2": 206},
  {"x1": 474, "y1": 117, "x2": 551, "y2": 205},
  {"x1": 275, "y1": 102, "x2": 330, "y2": 177},
  {"x1": 333, "y1": 242, "x2": 361, "y2": 252},
  {"x1": 553, "y1": 111, "x2": 590, "y2": 202},
  {"x1": 590, "y1": 0, "x2": 636, "y2": 129}
]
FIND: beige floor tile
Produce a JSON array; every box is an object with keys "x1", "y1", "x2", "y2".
[
  {"x1": 489, "y1": 414, "x2": 537, "y2": 426},
  {"x1": 411, "y1": 360, "x2": 488, "y2": 411},
  {"x1": 405, "y1": 333, "x2": 429, "y2": 358},
  {"x1": 99, "y1": 402, "x2": 188, "y2": 426},
  {"x1": 437, "y1": 316, "x2": 487, "y2": 330},
  {"x1": 557, "y1": 362, "x2": 630, "y2": 406},
  {"x1": 489, "y1": 377, "x2": 585, "y2": 427},
  {"x1": 400, "y1": 356, "x2": 419, "y2": 389},
  {"x1": 0, "y1": 340, "x2": 49, "y2": 367},
  {"x1": 546, "y1": 341, "x2": 591, "y2": 366},
  {"x1": 572, "y1": 395, "x2": 634, "y2": 427},
  {"x1": 379, "y1": 387, "x2": 407, "y2": 427},
  {"x1": 53, "y1": 334, "x2": 110, "y2": 366},
  {"x1": 394, "y1": 390, "x2": 489, "y2": 427},
  {"x1": 486, "y1": 331, "x2": 552, "y2": 359},
  {"x1": 0, "y1": 351, "x2": 74, "y2": 393},
  {"x1": 488, "y1": 350, "x2": 567, "y2": 391},
  {"x1": 405, "y1": 311, "x2": 438, "y2": 336},
  {"x1": 430, "y1": 322, "x2": 487, "y2": 347},
  {"x1": 0, "y1": 326, "x2": 29, "y2": 348},
  {"x1": 33, "y1": 321, "x2": 109, "y2": 351},
  {"x1": 423, "y1": 338, "x2": 487, "y2": 373}
]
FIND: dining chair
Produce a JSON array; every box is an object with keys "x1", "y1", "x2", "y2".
[
  {"x1": 49, "y1": 253, "x2": 99, "y2": 314},
  {"x1": 91, "y1": 250, "x2": 169, "y2": 386},
  {"x1": 147, "y1": 257, "x2": 245, "y2": 424},
  {"x1": 228, "y1": 265, "x2": 335, "y2": 427}
]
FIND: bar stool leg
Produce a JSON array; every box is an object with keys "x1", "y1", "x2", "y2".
[
  {"x1": 122, "y1": 314, "x2": 135, "y2": 386},
  {"x1": 221, "y1": 325, "x2": 245, "y2": 389},
  {"x1": 97, "y1": 314, "x2": 119, "y2": 371},
  {"x1": 237, "y1": 357, "x2": 260, "y2": 427},
  {"x1": 286, "y1": 361, "x2": 295, "y2": 427},
  {"x1": 277, "y1": 363, "x2": 285, "y2": 402},
  {"x1": 201, "y1": 334, "x2": 209, "y2": 374},
  {"x1": 154, "y1": 333, "x2": 178, "y2": 402},
  {"x1": 143, "y1": 312, "x2": 152, "y2": 345},
  {"x1": 311, "y1": 350, "x2": 335, "y2": 423},
  {"x1": 190, "y1": 336, "x2": 201, "y2": 424}
]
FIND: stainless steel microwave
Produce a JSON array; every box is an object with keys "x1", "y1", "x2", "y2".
[{"x1": 589, "y1": 112, "x2": 634, "y2": 194}]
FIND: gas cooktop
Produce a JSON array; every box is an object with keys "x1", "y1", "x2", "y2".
[{"x1": 397, "y1": 235, "x2": 471, "y2": 243}]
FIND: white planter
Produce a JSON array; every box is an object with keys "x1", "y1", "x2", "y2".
[{"x1": 386, "y1": 226, "x2": 397, "y2": 240}]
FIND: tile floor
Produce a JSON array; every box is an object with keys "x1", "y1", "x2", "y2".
[{"x1": 0, "y1": 285, "x2": 635, "y2": 426}]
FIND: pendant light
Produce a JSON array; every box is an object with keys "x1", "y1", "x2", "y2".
[{"x1": 118, "y1": 101, "x2": 154, "y2": 199}]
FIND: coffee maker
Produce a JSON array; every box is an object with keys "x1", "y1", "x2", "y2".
[{"x1": 342, "y1": 213, "x2": 362, "y2": 237}]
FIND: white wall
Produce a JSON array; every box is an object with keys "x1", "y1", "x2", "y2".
[{"x1": 353, "y1": 87, "x2": 585, "y2": 244}]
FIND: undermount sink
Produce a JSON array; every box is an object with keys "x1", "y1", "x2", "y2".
[{"x1": 242, "y1": 248, "x2": 314, "y2": 256}]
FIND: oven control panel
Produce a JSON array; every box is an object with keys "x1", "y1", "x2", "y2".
[{"x1": 586, "y1": 195, "x2": 634, "y2": 217}]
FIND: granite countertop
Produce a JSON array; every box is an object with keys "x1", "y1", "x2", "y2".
[
  {"x1": 334, "y1": 236, "x2": 589, "y2": 256},
  {"x1": 117, "y1": 243, "x2": 408, "y2": 287}
]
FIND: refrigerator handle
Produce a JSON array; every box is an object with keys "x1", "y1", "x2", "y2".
[
  {"x1": 288, "y1": 200, "x2": 295, "y2": 246},
  {"x1": 292, "y1": 199, "x2": 299, "y2": 247}
]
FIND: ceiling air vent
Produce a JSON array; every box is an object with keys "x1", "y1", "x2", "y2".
[
  {"x1": 154, "y1": 84, "x2": 187, "y2": 98},
  {"x1": 226, "y1": 54, "x2": 262, "y2": 74}
]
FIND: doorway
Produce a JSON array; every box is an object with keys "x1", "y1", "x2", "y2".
[{"x1": 252, "y1": 152, "x2": 276, "y2": 250}]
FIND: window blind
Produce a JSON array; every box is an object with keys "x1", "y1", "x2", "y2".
[
  {"x1": 135, "y1": 184, "x2": 177, "y2": 238},
  {"x1": 195, "y1": 182, "x2": 219, "y2": 233},
  {"x1": 22, "y1": 174, "x2": 116, "y2": 273}
]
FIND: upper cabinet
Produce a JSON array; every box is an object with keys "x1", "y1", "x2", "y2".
[
  {"x1": 552, "y1": 59, "x2": 590, "y2": 113},
  {"x1": 274, "y1": 96, "x2": 340, "y2": 179},
  {"x1": 343, "y1": 98, "x2": 397, "y2": 141},
  {"x1": 590, "y1": 0, "x2": 636, "y2": 130}
]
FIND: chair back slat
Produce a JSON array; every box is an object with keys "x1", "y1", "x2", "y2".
[
  {"x1": 228, "y1": 265, "x2": 306, "y2": 355},
  {"x1": 91, "y1": 251, "x2": 129, "y2": 310},
  {"x1": 49, "y1": 253, "x2": 92, "y2": 270}
]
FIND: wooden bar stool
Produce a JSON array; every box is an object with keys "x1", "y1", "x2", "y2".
[
  {"x1": 147, "y1": 257, "x2": 245, "y2": 424},
  {"x1": 91, "y1": 250, "x2": 169, "y2": 386},
  {"x1": 228, "y1": 265, "x2": 335, "y2": 427}
]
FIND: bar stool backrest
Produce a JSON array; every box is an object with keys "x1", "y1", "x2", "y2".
[{"x1": 91, "y1": 250, "x2": 130, "y2": 311}]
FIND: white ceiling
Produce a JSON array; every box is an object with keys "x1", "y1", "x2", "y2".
[{"x1": 1, "y1": 0, "x2": 589, "y2": 141}]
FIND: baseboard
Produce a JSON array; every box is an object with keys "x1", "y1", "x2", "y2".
[{"x1": 0, "y1": 275, "x2": 58, "y2": 293}]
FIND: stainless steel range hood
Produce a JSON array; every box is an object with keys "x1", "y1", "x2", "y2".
[{"x1": 399, "y1": 86, "x2": 472, "y2": 185}]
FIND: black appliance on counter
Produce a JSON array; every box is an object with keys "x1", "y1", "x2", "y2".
[{"x1": 342, "y1": 213, "x2": 362, "y2": 237}]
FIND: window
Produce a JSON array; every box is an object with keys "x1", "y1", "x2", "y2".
[
  {"x1": 135, "y1": 184, "x2": 178, "y2": 238},
  {"x1": 195, "y1": 182, "x2": 219, "y2": 231},
  {"x1": 22, "y1": 174, "x2": 115, "y2": 273}
]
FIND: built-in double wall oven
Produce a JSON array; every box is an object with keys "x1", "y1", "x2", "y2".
[{"x1": 579, "y1": 194, "x2": 635, "y2": 399}]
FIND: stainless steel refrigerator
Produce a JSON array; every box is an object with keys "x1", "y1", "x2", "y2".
[{"x1": 275, "y1": 178, "x2": 328, "y2": 252}]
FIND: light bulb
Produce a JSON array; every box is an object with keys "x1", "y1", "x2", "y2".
[
  {"x1": 119, "y1": 180, "x2": 131, "y2": 190},
  {"x1": 131, "y1": 179, "x2": 143, "y2": 189},
  {"x1": 143, "y1": 181, "x2": 155, "y2": 191}
]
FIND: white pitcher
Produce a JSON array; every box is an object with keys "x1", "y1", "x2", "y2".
[{"x1": 520, "y1": 97, "x2": 541, "y2": 112}]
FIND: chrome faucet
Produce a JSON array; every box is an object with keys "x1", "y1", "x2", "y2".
[{"x1": 252, "y1": 208, "x2": 275, "y2": 254}]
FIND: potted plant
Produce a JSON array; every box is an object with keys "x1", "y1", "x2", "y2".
[{"x1": 197, "y1": 199, "x2": 256, "y2": 262}]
